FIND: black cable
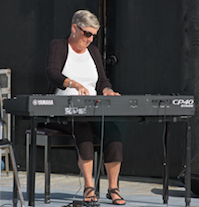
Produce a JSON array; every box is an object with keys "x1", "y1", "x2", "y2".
[
  {"x1": 94, "y1": 100, "x2": 104, "y2": 190},
  {"x1": 71, "y1": 115, "x2": 80, "y2": 156},
  {"x1": 62, "y1": 202, "x2": 73, "y2": 207},
  {"x1": 160, "y1": 100, "x2": 169, "y2": 199},
  {"x1": 66, "y1": 98, "x2": 103, "y2": 207},
  {"x1": 72, "y1": 115, "x2": 83, "y2": 198},
  {"x1": 68, "y1": 98, "x2": 83, "y2": 202},
  {"x1": 68, "y1": 97, "x2": 80, "y2": 157}
]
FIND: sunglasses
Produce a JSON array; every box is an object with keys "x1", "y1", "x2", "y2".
[{"x1": 77, "y1": 25, "x2": 98, "y2": 39}]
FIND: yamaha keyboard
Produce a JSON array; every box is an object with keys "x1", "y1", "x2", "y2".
[
  {"x1": 3, "y1": 94, "x2": 195, "y2": 207},
  {"x1": 3, "y1": 94, "x2": 195, "y2": 117}
]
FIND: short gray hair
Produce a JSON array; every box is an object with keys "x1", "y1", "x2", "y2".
[{"x1": 71, "y1": 10, "x2": 100, "y2": 29}]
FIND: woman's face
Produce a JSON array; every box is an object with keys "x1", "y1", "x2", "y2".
[{"x1": 73, "y1": 24, "x2": 98, "y2": 52}]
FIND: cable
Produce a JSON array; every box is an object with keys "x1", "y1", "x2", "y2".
[
  {"x1": 69, "y1": 97, "x2": 80, "y2": 157},
  {"x1": 160, "y1": 100, "x2": 169, "y2": 202},
  {"x1": 67, "y1": 98, "x2": 104, "y2": 207},
  {"x1": 72, "y1": 128, "x2": 83, "y2": 199},
  {"x1": 68, "y1": 98, "x2": 83, "y2": 201},
  {"x1": 71, "y1": 115, "x2": 80, "y2": 157},
  {"x1": 94, "y1": 100, "x2": 104, "y2": 190}
]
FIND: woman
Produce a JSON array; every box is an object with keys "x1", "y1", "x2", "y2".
[{"x1": 46, "y1": 10, "x2": 126, "y2": 205}]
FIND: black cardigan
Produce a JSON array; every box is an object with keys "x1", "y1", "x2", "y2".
[{"x1": 46, "y1": 38, "x2": 112, "y2": 94}]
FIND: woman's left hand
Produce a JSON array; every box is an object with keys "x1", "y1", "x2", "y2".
[{"x1": 103, "y1": 88, "x2": 121, "y2": 96}]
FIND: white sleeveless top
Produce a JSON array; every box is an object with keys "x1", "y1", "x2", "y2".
[{"x1": 56, "y1": 44, "x2": 98, "y2": 95}]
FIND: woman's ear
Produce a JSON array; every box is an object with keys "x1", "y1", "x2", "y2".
[{"x1": 71, "y1": 23, "x2": 78, "y2": 34}]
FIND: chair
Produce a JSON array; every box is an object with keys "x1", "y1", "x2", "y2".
[
  {"x1": 0, "y1": 86, "x2": 26, "y2": 206},
  {"x1": 0, "y1": 137, "x2": 26, "y2": 207},
  {"x1": 26, "y1": 126, "x2": 101, "y2": 204},
  {"x1": 0, "y1": 86, "x2": 9, "y2": 176}
]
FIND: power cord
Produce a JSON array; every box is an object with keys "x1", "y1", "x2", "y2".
[
  {"x1": 66, "y1": 98, "x2": 103, "y2": 207},
  {"x1": 94, "y1": 100, "x2": 104, "y2": 189},
  {"x1": 160, "y1": 100, "x2": 169, "y2": 200}
]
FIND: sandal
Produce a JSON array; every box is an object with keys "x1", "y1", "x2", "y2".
[
  {"x1": 106, "y1": 188, "x2": 126, "y2": 205},
  {"x1": 83, "y1": 187, "x2": 100, "y2": 206}
]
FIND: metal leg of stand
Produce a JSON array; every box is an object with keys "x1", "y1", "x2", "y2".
[
  {"x1": 27, "y1": 131, "x2": 52, "y2": 204},
  {"x1": 28, "y1": 117, "x2": 37, "y2": 207},
  {"x1": 12, "y1": 115, "x2": 18, "y2": 207},
  {"x1": 44, "y1": 136, "x2": 51, "y2": 203},
  {"x1": 162, "y1": 122, "x2": 170, "y2": 204},
  {"x1": 26, "y1": 133, "x2": 29, "y2": 200},
  {"x1": 185, "y1": 121, "x2": 191, "y2": 206}
]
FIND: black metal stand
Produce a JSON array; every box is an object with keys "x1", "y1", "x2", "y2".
[
  {"x1": 185, "y1": 120, "x2": 191, "y2": 207},
  {"x1": 28, "y1": 117, "x2": 39, "y2": 207},
  {"x1": 12, "y1": 115, "x2": 18, "y2": 207},
  {"x1": 162, "y1": 120, "x2": 191, "y2": 206},
  {"x1": 11, "y1": 115, "x2": 192, "y2": 207}
]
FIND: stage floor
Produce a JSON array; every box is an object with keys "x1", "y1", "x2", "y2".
[{"x1": 0, "y1": 171, "x2": 199, "y2": 207}]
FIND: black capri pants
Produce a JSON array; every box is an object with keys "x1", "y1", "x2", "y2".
[{"x1": 44, "y1": 121, "x2": 123, "y2": 163}]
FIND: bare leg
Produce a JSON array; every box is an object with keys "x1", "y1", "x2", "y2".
[
  {"x1": 105, "y1": 162, "x2": 126, "y2": 205},
  {"x1": 78, "y1": 155, "x2": 97, "y2": 201}
]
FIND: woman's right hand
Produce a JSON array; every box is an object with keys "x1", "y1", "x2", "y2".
[
  {"x1": 64, "y1": 78, "x2": 90, "y2": 95},
  {"x1": 74, "y1": 81, "x2": 90, "y2": 95}
]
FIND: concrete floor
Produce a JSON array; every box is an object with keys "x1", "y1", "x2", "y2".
[{"x1": 0, "y1": 171, "x2": 199, "y2": 207}]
